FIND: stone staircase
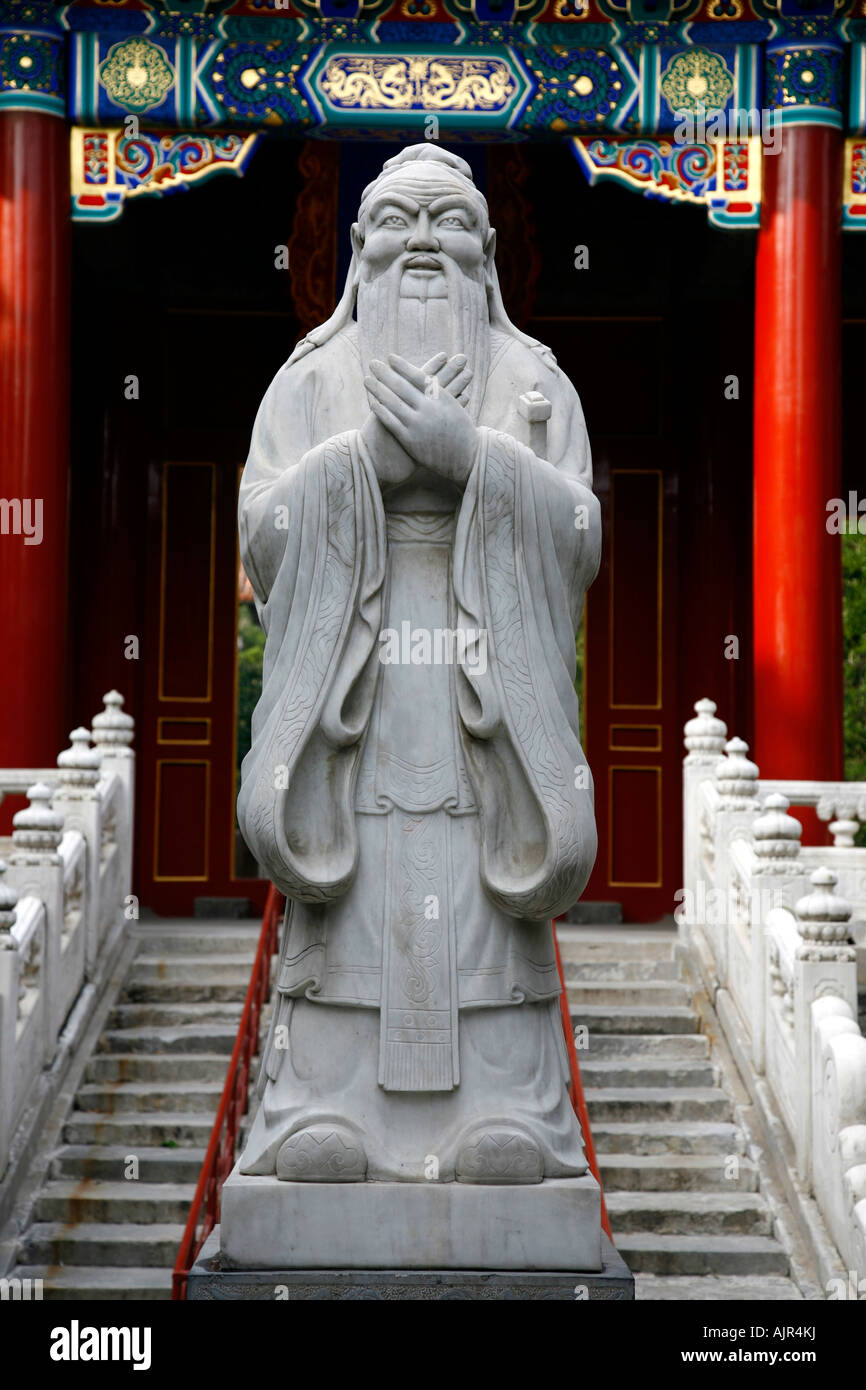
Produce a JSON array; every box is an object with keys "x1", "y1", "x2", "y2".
[
  {"x1": 9, "y1": 914, "x2": 814, "y2": 1300},
  {"x1": 562, "y1": 925, "x2": 806, "y2": 1300},
  {"x1": 10, "y1": 920, "x2": 259, "y2": 1300}
]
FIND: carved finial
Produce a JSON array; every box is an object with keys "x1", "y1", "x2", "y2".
[
  {"x1": 815, "y1": 795, "x2": 862, "y2": 849},
  {"x1": 684, "y1": 698, "x2": 728, "y2": 764},
  {"x1": 752, "y1": 792, "x2": 801, "y2": 873},
  {"x1": 12, "y1": 783, "x2": 64, "y2": 856},
  {"x1": 795, "y1": 867, "x2": 853, "y2": 944},
  {"x1": 92, "y1": 690, "x2": 134, "y2": 752},
  {"x1": 0, "y1": 859, "x2": 18, "y2": 940},
  {"x1": 715, "y1": 736, "x2": 759, "y2": 808},
  {"x1": 57, "y1": 727, "x2": 102, "y2": 792}
]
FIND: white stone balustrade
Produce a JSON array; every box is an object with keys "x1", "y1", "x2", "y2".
[
  {"x1": 0, "y1": 693, "x2": 135, "y2": 1178},
  {"x1": 682, "y1": 697, "x2": 866, "y2": 1287}
]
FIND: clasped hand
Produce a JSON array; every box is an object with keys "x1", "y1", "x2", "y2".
[{"x1": 363, "y1": 352, "x2": 476, "y2": 488}]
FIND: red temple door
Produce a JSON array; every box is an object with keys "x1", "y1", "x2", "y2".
[
  {"x1": 531, "y1": 315, "x2": 681, "y2": 921},
  {"x1": 136, "y1": 453, "x2": 268, "y2": 918}
]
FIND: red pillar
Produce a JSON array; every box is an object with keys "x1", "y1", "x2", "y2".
[
  {"x1": 753, "y1": 125, "x2": 844, "y2": 781},
  {"x1": 0, "y1": 112, "x2": 70, "y2": 767}
]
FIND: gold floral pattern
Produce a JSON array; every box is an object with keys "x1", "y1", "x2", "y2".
[
  {"x1": 99, "y1": 38, "x2": 174, "y2": 113},
  {"x1": 660, "y1": 49, "x2": 734, "y2": 114}
]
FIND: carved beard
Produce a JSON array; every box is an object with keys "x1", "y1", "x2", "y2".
[{"x1": 357, "y1": 257, "x2": 490, "y2": 424}]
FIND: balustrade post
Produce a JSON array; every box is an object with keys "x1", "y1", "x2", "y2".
[
  {"x1": 53, "y1": 729, "x2": 102, "y2": 977},
  {"x1": 8, "y1": 784, "x2": 64, "y2": 1063},
  {"x1": 0, "y1": 861, "x2": 19, "y2": 1178},
  {"x1": 751, "y1": 794, "x2": 802, "y2": 1075},
  {"x1": 711, "y1": 736, "x2": 759, "y2": 988},
  {"x1": 794, "y1": 868, "x2": 856, "y2": 1184},
  {"x1": 682, "y1": 698, "x2": 727, "y2": 940},
  {"x1": 91, "y1": 691, "x2": 135, "y2": 899}
]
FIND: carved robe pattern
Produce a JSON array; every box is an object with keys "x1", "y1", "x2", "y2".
[{"x1": 237, "y1": 324, "x2": 600, "y2": 1176}]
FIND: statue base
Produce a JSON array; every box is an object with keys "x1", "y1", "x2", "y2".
[
  {"x1": 220, "y1": 1163, "x2": 602, "y2": 1271},
  {"x1": 187, "y1": 1228, "x2": 633, "y2": 1300}
]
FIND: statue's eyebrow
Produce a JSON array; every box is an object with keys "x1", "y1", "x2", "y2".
[
  {"x1": 427, "y1": 194, "x2": 478, "y2": 222},
  {"x1": 368, "y1": 194, "x2": 420, "y2": 220}
]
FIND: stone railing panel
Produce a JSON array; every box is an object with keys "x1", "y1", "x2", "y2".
[
  {"x1": 811, "y1": 996, "x2": 866, "y2": 1277},
  {"x1": 0, "y1": 693, "x2": 136, "y2": 1180},
  {"x1": 9, "y1": 895, "x2": 46, "y2": 1136},
  {"x1": 683, "y1": 697, "x2": 866, "y2": 1286}
]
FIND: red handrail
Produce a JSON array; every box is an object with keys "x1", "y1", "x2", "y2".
[
  {"x1": 554, "y1": 924, "x2": 613, "y2": 1241},
  {"x1": 172, "y1": 883, "x2": 284, "y2": 1299}
]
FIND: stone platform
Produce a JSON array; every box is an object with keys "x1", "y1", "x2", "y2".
[
  {"x1": 220, "y1": 1164, "x2": 602, "y2": 1271},
  {"x1": 187, "y1": 1229, "x2": 633, "y2": 1300}
]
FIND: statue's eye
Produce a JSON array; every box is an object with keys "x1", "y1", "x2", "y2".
[
  {"x1": 380, "y1": 214, "x2": 407, "y2": 227},
  {"x1": 438, "y1": 215, "x2": 467, "y2": 228}
]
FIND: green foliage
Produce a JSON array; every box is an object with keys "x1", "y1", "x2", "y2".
[
  {"x1": 575, "y1": 606, "x2": 586, "y2": 747},
  {"x1": 236, "y1": 603, "x2": 265, "y2": 785}
]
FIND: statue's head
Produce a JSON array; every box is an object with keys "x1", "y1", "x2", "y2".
[
  {"x1": 351, "y1": 146, "x2": 494, "y2": 304},
  {"x1": 349, "y1": 147, "x2": 497, "y2": 413},
  {"x1": 287, "y1": 143, "x2": 550, "y2": 394}
]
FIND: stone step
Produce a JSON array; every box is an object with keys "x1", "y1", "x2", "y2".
[
  {"x1": 51, "y1": 1144, "x2": 207, "y2": 1183},
  {"x1": 571, "y1": 1006, "x2": 699, "y2": 1035},
  {"x1": 122, "y1": 981, "x2": 248, "y2": 1004},
  {"x1": 598, "y1": 1153, "x2": 759, "y2": 1192},
  {"x1": 568, "y1": 981, "x2": 692, "y2": 1007},
  {"x1": 63, "y1": 1112, "x2": 215, "y2": 1148},
  {"x1": 22, "y1": 1223, "x2": 185, "y2": 1269},
  {"x1": 635, "y1": 1274, "x2": 803, "y2": 1301},
  {"x1": 614, "y1": 1234, "x2": 789, "y2": 1277},
  {"x1": 578, "y1": 1059, "x2": 717, "y2": 1088},
  {"x1": 558, "y1": 934, "x2": 676, "y2": 963},
  {"x1": 582, "y1": 1033, "x2": 710, "y2": 1060},
  {"x1": 591, "y1": 1122, "x2": 745, "y2": 1157},
  {"x1": 98, "y1": 1025, "x2": 238, "y2": 1055},
  {"x1": 606, "y1": 1192, "x2": 770, "y2": 1236},
  {"x1": 585, "y1": 1087, "x2": 732, "y2": 1123},
  {"x1": 10, "y1": 1265, "x2": 173, "y2": 1301},
  {"x1": 75, "y1": 1082, "x2": 224, "y2": 1115},
  {"x1": 35, "y1": 1181, "x2": 195, "y2": 1225},
  {"x1": 563, "y1": 958, "x2": 680, "y2": 983},
  {"x1": 85, "y1": 1053, "x2": 231, "y2": 1083},
  {"x1": 107, "y1": 1002, "x2": 243, "y2": 1030},
  {"x1": 128, "y1": 955, "x2": 254, "y2": 984},
  {"x1": 136, "y1": 930, "x2": 259, "y2": 957}
]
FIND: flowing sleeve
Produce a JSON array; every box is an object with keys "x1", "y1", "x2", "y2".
[
  {"x1": 236, "y1": 361, "x2": 386, "y2": 901},
  {"x1": 452, "y1": 420, "x2": 601, "y2": 921}
]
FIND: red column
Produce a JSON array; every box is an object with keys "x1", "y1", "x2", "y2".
[
  {"x1": 0, "y1": 112, "x2": 70, "y2": 767},
  {"x1": 753, "y1": 126, "x2": 844, "y2": 781}
]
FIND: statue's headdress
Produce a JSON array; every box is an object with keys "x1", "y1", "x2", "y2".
[{"x1": 286, "y1": 144, "x2": 552, "y2": 366}]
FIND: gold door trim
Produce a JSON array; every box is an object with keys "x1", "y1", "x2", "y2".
[
  {"x1": 153, "y1": 758, "x2": 211, "y2": 882},
  {"x1": 609, "y1": 468, "x2": 663, "y2": 711},
  {"x1": 607, "y1": 763, "x2": 663, "y2": 889},
  {"x1": 157, "y1": 717, "x2": 212, "y2": 745},
  {"x1": 157, "y1": 461, "x2": 216, "y2": 704}
]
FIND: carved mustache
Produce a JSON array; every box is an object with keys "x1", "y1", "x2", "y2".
[{"x1": 402, "y1": 253, "x2": 444, "y2": 270}]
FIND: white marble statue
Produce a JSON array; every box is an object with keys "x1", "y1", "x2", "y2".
[{"x1": 236, "y1": 144, "x2": 601, "y2": 1187}]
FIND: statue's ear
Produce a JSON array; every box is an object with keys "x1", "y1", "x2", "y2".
[
  {"x1": 484, "y1": 227, "x2": 497, "y2": 280},
  {"x1": 350, "y1": 222, "x2": 364, "y2": 262}
]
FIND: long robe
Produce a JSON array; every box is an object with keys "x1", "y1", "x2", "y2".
[{"x1": 237, "y1": 322, "x2": 602, "y2": 1179}]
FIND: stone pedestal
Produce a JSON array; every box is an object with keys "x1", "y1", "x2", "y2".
[
  {"x1": 220, "y1": 1162, "x2": 602, "y2": 1272},
  {"x1": 188, "y1": 1227, "x2": 633, "y2": 1301}
]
